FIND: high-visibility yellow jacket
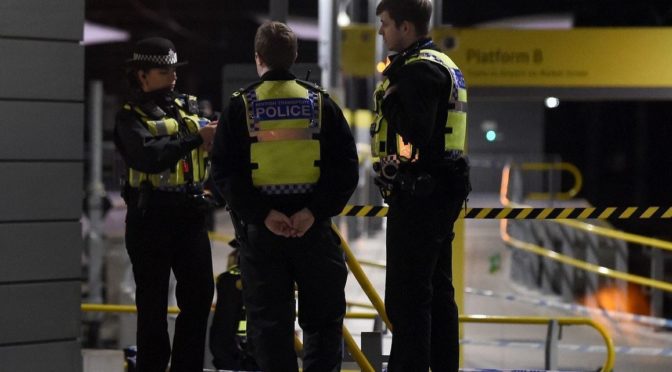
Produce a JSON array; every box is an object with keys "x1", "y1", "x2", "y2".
[
  {"x1": 124, "y1": 95, "x2": 210, "y2": 188},
  {"x1": 371, "y1": 48, "x2": 467, "y2": 162},
  {"x1": 240, "y1": 80, "x2": 322, "y2": 195}
]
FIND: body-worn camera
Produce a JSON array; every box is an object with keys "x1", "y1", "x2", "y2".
[
  {"x1": 373, "y1": 160, "x2": 399, "y2": 180},
  {"x1": 373, "y1": 159, "x2": 435, "y2": 197}
]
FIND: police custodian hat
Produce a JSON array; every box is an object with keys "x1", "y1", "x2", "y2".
[{"x1": 126, "y1": 37, "x2": 188, "y2": 68}]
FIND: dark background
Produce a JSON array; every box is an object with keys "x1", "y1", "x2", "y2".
[
  {"x1": 86, "y1": 0, "x2": 672, "y2": 238},
  {"x1": 86, "y1": 0, "x2": 672, "y2": 103}
]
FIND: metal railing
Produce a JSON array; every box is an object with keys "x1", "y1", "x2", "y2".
[
  {"x1": 81, "y1": 302, "x2": 376, "y2": 372},
  {"x1": 501, "y1": 219, "x2": 672, "y2": 292},
  {"x1": 330, "y1": 223, "x2": 616, "y2": 372},
  {"x1": 86, "y1": 168, "x2": 621, "y2": 371},
  {"x1": 517, "y1": 161, "x2": 583, "y2": 201},
  {"x1": 460, "y1": 315, "x2": 615, "y2": 372},
  {"x1": 501, "y1": 160, "x2": 672, "y2": 318}
]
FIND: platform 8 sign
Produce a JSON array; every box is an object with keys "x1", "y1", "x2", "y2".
[{"x1": 432, "y1": 27, "x2": 672, "y2": 88}]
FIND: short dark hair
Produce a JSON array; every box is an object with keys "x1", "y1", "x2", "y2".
[
  {"x1": 124, "y1": 65, "x2": 151, "y2": 91},
  {"x1": 254, "y1": 21, "x2": 298, "y2": 71},
  {"x1": 376, "y1": 0, "x2": 432, "y2": 36}
]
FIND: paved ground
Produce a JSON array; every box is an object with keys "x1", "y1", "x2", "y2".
[{"x1": 97, "y1": 192, "x2": 672, "y2": 371}]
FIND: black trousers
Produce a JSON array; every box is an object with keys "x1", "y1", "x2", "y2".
[
  {"x1": 238, "y1": 220, "x2": 348, "y2": 372},
  {"x1": 125, "y1": 204, "x2": 214, "y2": 372},
  {"x1": 385, "y1": 180, "x2": 468, "y2": 372}
]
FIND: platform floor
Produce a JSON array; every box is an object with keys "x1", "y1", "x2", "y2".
[{"x1": 98, "y1": 192, "x2": 672, "y2": 371}]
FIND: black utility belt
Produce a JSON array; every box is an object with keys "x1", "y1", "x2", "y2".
[
  {"x1": 154, "y1": 184, "x2": 204, "y2": 193},
  {"x1": 374, "y1": 158, "x2": 469, "y2": 198},
  {"x1": 125, "y1": 188, "x2": 201, "y2": 202},
  {"x1": 123, "y1": 184, "x2": 208, "y2": 210},
  {"x1": 375, "y1": 171, "x2": 435, "y2": 197},
  {"x1": 374, "y1": 158, "x2": 468, "y2": 181},
  {"x1": 125, "y1": 182, "x2": 204, "y2": 193}
]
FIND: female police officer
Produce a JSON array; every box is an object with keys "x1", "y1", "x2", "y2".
[{"x1": 113, "y1": 37, "x2": 217, "y2": 372}]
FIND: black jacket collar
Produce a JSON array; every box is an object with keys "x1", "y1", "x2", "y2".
[
  {"x1": 128, "y1": 88, "x2": 178, "y2": 119},
  {"x1": 385, "y1": 37, "x2": 435, "y2": 76},
  {"x1": 260, "y1": 69, "x2": 296, "y2": 81}
]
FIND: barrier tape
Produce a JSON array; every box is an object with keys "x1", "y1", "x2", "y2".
[
  {"x1": 466, "y1": 287, "x2": 672, "y2": 329},
  {"x1": 194, "y1": 367, "x2": 576, "y2": 372},
  {"x1": 340, "y1": 205, "x2": 672, "y2": 219},
  {"x1": 460, "y1": 369, "x2": 579, "y2": 372},
  {"x1": 459, "y1": 339, "x2": 672, "y2": 357}
]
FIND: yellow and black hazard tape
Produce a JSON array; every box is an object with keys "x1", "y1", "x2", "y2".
[{"x1": 339, "y1": 205, "x2": 672, "y2": 219}]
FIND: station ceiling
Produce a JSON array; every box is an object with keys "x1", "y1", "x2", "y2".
[
  {"x1": 84, "y1": 1, "x2": 672, "y2": 231},
  {"x1": 85, "y1": 0, "x2": 672, "y2": 101}
]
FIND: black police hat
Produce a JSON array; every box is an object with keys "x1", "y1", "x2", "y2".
[{"x1": 126, "y1": 37, "x2": 188, "y2": 68}]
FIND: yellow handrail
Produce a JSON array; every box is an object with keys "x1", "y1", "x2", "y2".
[
  {"x1": 343, "y1": 326, "x2": 375, "y2": 372},
  {"x1": 208, "y1": 231, "x2": 235, "y2": 244},
  {"x1": 519, "y1": 162, "x2": 583, "y2": 200},
  {"x1": 500, "y1": 219, "x2": 672, "y2": 292},
  {"x1": 556, "y1": 218, "x2": 672, "y2": 253},
  {"x1": 356, "y1": 258, "x2": 387, "y2": 269},
  {"x1": 80, "y1": 303, "x2": 374, "y2": 371},
  {"x1": 81, "y1": 305, "x2": 613, "y2": 371},
  {"x1": 81, "y1": 303, "x2": 180, "y2": 314},
  {"x1": 500, "y1": 164, "x2": 672, "y2": 290},
  {"x1": 347, "y1": 300, "x2": 376, "y2": 309},
  {"x1": 332, "y1": 223, "x2": 393, "y2": 331},
  {"x1": 459, "y1": 315, "x2": 615, "y2": 372},
  {"x1": 81, "y1": 303, "x2": 378, "y2": 320}
]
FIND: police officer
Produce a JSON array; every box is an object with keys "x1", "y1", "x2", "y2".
[
  {"x1": 210, "y1": 22, "x2": 359, "y2": 372},
  {"x1": 113, "y1": 37, "x2": 217, "y2": 372},
  {"x1": 372, "y1": 1, "x2": 471, "y2": 371}
]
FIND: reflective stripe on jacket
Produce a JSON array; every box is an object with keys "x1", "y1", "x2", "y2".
[
  {"x1": 125, "y1": 95, "x2": 209, "y2": 188},
  {"x1": 371, "y1": 48, "x2": 467, "y2": 162},
  {"x1": 241, "y1": 80, "x2": 322, "y2": 195}
]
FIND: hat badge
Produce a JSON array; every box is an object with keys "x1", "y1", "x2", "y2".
[{"x1": 167, "y1": 49, "x2": 178, "y2": 64}]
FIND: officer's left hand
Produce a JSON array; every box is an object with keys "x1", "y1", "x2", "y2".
[
  {"x1": 264, "y1": 209, "x2": 293, "y2": 237},
  {"x1": 289, "y1": 208, "x2": 314, "y2": 238}
]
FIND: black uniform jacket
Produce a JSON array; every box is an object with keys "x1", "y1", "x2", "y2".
[
  {"x1": 210, "y1": 70, "x2": 359, "y2": 225},
  {"x1": 381, "y1": 38, "x2": 453, "y2": 167},
  {"x1": 114, "y1": 88, "x2": 203, "y2": 175}
]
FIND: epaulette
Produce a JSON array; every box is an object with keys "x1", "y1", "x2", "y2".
[
  {"x1": 136, "y1": 101, "x2": 165, "y2": 119},
  {"x1": 231, "y1": 81, "x2": 263, "y2": 99},
  {"x1": 172, "y1": 94, "x2": 200, "y2": 115},
  {"x1": 295, "y1": 79, "x2": 328, "y2": 96},
  {"x1": 231, "y1": 89, "x2": 244, "y2": 98},
  {"x1": 122, "y1": 103, "x2": 147, "y2": 118}
]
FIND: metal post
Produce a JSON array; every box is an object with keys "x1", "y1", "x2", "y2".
[
  {"x1": 558, "y1": 225, "x2": 576, "y2": 302},
  {"x1": 544, "y1": 319, "x2": 559, "y2": 370},
  {"x1": 369, "y1": 0, "x2": 384, "y2": 62},
  {"x1": 86, "y1": 80, "x2": 106, "y2": 344},
  {"x1": 614, "y1": 239, "x2": 629, "y2": 312},
  {"x1": 584, "y1": 234, "x2": 600, "y2": 307},
  {"x1": 361, "y1": 332, "x2": 384, "y2": 372},
  {"x1": 651, "y1": 247, "x2": 664, "y2": 318},
  {"x1": 319, "y1": 0, "x2": 342, "y2": 98},
  {"x1": 269, "y1": 0, "x2": 288, "y2": 22},
  {"x1": 431, "y1": 0, "x2": 443, "y2": 29},
  {"x1": 367, "y1": 0, "x2": 385, "y2": 234},
  {"x1": 87, "y1": 80, "x2": 105, "y2": 305}
]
